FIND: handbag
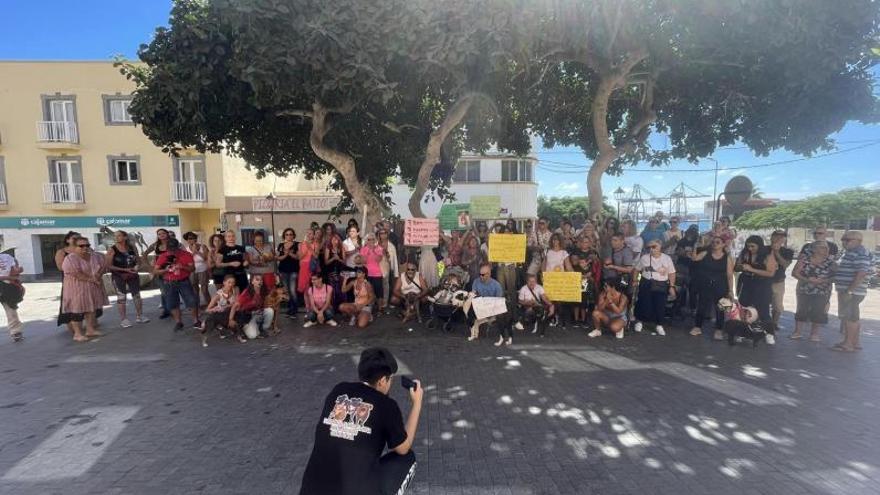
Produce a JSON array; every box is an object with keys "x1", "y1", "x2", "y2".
[{"x1": 649, "y1": 279, "x2": 669, "y2": 292}]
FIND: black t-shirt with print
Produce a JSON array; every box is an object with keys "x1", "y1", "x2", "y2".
[
  {"x1": 219, "y1": 244, "x2": 247, "y2": 275},
  {"x1": 277, "y1": 242, "x2": 300, "y2": 273},
  {"x1": 299, "y1": 382, "x2": 407, "y2": 495}
]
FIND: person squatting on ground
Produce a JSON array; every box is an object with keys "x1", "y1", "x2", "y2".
[
  {"x1": 833, "y1": 231, "x2": 874, "y2": 352},
  {"x1": 106, "y1": 230, "x2": 148, "y2": 328},
  {"x1": 590, "y1": 283, "x2": 629, "y2": 339},
  {"x1": 227, "y1": 273, "x2": 273, "y2": 342},
  {"x1": 515, "y1": 274, "x2": 554, "y2": 338},
  {"x1": 200, "y1": 274, "x2": 238, "y2": 347},
  {"x1": 340, "y1": 267, "x2": 376, "y2": 328},
  {"x1": 303, "y1": 273, "x2": 337, "y2": 328},
  {"x1": 299, "y1": 347, "x2": 422, "y2": 495},
  {"x1": 153, "y1": 238, "x2": 200, "y2": 332},
  {"x1": 391, "y1": 263, "x2": 429, "y2": 323},
  {"x1": 0, "y1": 250, "x2": 25, "y2": 342}
]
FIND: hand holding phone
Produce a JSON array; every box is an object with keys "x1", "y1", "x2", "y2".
[{"x1": 401, "y1": 375, "x2": 418, "y2": 391}]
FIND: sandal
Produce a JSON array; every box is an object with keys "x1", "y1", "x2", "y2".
[
  {"x1": 73, "y1": 335, "x2": 88, "y2": 342},
  {"x1": 831, "y1": 344, "x2": 855, "y2": 352},
  {"x1": 788, "y1": 334, "x2": 803, "y2": 340},
  {"x1": 85, "y1": 331, "x2": 104, "y2": 338},
  {"x1": 237, "y1": 335, "x2": 248, "y2": 344}
]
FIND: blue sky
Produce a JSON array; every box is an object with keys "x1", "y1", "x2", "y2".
[{"x1": 3, "y1": 0, "x2": 878, "y2": 212}]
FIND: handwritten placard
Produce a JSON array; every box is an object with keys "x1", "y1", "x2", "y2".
[
  {"x1": 404, "y1": 218, "x2": 440, "y2": 246},
  {"x1": 471, "y1": 296, "x2": 508, "y2": 320},
  {"x1": 470, "y1": 195, "x2": 501, "y2": 219},
  {"x1": 488, "y1": 233, "x2": 527, "y2": 263},
  {"x1": 542, "y1": 271, "x2": 582, "y2": 303}
]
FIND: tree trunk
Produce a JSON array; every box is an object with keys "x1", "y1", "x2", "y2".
[
  {"x1": 587, "y1": 152, "x2": 615, "y2": 221},
  {"x1": 587, "y1": 75, "x2": 619, "y2": 222},
  {"x1": 408, "y1": 93, "x2": 477, "y2": 218},
  {"x1": 309, "y1": 103, "x2": 388, "y2": 228}
]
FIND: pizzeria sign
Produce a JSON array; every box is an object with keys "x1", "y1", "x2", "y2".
[{"x1": 251, "y1": 196, "x2": 337, "y2": 212}]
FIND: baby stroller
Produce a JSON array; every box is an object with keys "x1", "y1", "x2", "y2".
[{"x1": 426, "y1": 267, "x2": 469, "y2": 332}]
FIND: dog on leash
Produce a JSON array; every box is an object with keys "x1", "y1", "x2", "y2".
[
  {"x1": 401, "y1": 293, "x2": 423, "y2": 324},
  {"x1": 264, "y1": 287, "x2": 290, "y2": 335},
  {"x1": 717, "y1": 297, "x2": 775, "y2": 346}
]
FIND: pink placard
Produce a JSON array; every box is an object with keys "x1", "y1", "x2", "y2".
[{"x1": 404, "y1": 218, "x2": 440, "y2": 246}]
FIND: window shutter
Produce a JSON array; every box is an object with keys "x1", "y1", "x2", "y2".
[
  {"x1": 0, "y1": 158, "x2": 5, "y2": 184},
  {"x1": 129, "y1": 161, "x2": 139, "y2": 182},
  {"x1": 108, "y1": 158, "x2": 117, "y2": 184},
  {"x1": 172, "y1": 159, "x2": 181, "y2": 182},
  {"x1": 72, "y1": 161, "x2": 83, "y2": 183},
  {"x1": 47, "y1": 160, "x2": 59, "y2": 183}
]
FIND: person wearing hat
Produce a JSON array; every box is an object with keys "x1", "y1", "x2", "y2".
[{"x1": 0, "y1": 247, "x2": 25, "y2": 342}]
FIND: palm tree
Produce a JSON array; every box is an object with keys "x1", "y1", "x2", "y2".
[{"x1": 751, "y1": 185, "x2": 764, "y2": 199}]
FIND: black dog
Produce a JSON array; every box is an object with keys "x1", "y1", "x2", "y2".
[{"x1": 723, "y1": 319, "x2": 775, "y2": 347}]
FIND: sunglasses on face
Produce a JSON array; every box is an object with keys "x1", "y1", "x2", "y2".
[
  {"x1": 650, "y1": 245, "x2": 660, "y2": 249},
  {"x1": 406, "y1": 269, "x2": 416, "y2": 272},
  {"x1": 480, "y1": 272, "x2": 490, "y2": 277},
  {"x1": 77, "y1": 244, "x2": 90, "y2": 248}
]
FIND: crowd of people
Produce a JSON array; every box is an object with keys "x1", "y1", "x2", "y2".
[{"x1": 0, "y1": 214, "x2": 874, "y2": 353}]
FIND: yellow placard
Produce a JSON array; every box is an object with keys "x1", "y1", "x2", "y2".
[
  {"x1": 487, "y1": 233, "x2": 526, "y2": 263},
  {"x1": 542, "y1": 271, "x2": 582, "y2": 303}
]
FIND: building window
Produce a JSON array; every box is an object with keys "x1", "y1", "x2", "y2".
[
  {"x1": 39, "y1": 94, "x2": 79, "y2": 143},
  {"x1": 501, "y1": 159, "x2": 533, "y2": 182},
  {"x1": 102, "y1": 95, "x2": 135, "y2": 126},
  {"x1": 107, "y1": 155, "x2": 141, "y2": 185},
  {"x1": 453, "y1": 159, "x2": 480, "y2": 182}
]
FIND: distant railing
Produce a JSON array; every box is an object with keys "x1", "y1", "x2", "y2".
[
  {"x1": 37, "y1": 121, "x2": 79, "y2": 143},
  {"x1": 43, "y1": 182, "x2": 84, "y2": 203},
  {"x1": 171, "y1": 181, "x2": 206, "y2": 202}
]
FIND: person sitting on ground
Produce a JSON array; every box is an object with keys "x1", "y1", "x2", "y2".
[
  {"x1": 589, "y1": 283, "x2": 629, "y2": 339},
  {"x1": 462, "y1": 263, "x2": 506, "y2": 343},
  {"x1": 227, "y1": 273, "x2": 272, "y2": 342},
  {"x1": 153, "y1": 238, "x2": 200, "y2": 332},
  {"x1": 514, "y1": 273, "x2": 554, "y2": 337},
  {"x1": 299, "y1": 347, "x2": 422, "y2": 495},
  {"x1": 391, "y1": 263, "x2": 429, "y2": 318},
  {"x1": 304, "y1": 272, "x2": 337, "y2": 328},
  {"x1": 200, "y1": 274, "x2": 238, "y2": 346},
  {"x1": 340, "y1": 267, "x2": 376, "y2": 328}
]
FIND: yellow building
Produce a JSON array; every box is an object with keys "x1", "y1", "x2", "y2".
[{"x1": 0, "y1": 61, "x2": 224, "y2": 275}]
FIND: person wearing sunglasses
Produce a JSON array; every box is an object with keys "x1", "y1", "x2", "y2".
[
  {"x1": 632, "y1": 241, "x2": 677, "y2": 336},
  {"x1": 391, "y1": 263, "x2": 429, "y2": 322},
  {"x1": 832, "y1": 231, "x2": 873, "y2": 352},
  {"x1": 798, "y1": 225, "x2": 839, "y2": 261},
  {"x1": 688, "y1": 236, "x2": 735, "y2": 339},
  {"x1": 463, "y1": 263, "x2": 506, "y2": 343},
  {"x1": 61, "y1": 237, "x2": 108, "y2": 342},
  {"x1": 735, "y1": 235, "x2": 778, "y2": 343}
]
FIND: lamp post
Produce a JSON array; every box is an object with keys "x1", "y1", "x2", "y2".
[
  {"x1": 613, "y1": 187, "x2": 625, "y2": 220},
  {"x1": 266, "y1": 192, "x2": 277, "y2": 246}
]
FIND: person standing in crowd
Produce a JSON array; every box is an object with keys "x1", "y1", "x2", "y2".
[
  {"x1": 377, "y1": 229, "x2": 398, "y2": 315},
  {"x1": 228, "y1": 273, "x2": 271, "y2": 342},
  {"x1": 640, "y1": 217, "x2": 665, "y2": 249},
  {"x1": 578, "y1": 220, "x2": 599, "y2": 246},
  {"x1": 323, "y1": 233, "x2": 347, "y2": 312},
  {"x1": 527, "y1": 217, "x2": 552, "y2": 275},
  {"x1": 505, "y1": 218, "x2": 519, "y2": 234},
  {"x1": 55, "y1": 231, "x2": 83, "y2": 333},
  {"x1": 340, "y1": 267, "x2": 376, "y2": 328},
  {"x1": 183, "y1": 232, "x2": 210, "y2": 307},
  {"x1": 515, "y1": 273, "x2": 554, "y2": 337},
  {"x1": 360, "y1": 233, "x2": 386, "y2": 313},
  {"x1": 106, "y1": 230, "x2": 147, "y2": 328},
  {"x1": 735, "y1": 235, "x2": 779, "y2": 344},
  {"x1": 632, "y1": 240, "x2": 677, "y2": 336},
  {"x1": 247, "y1": 230, "x2": 276, "y2": 289},
  {"x1": 346, "y1": 218, "x2": 360, "y2": 237},
  {"x1": 676, "y1": 225, "x2": 702, "y2": 313},
  {"x1": 62, "y1": 237, "x2": 108, "y2": 342},
  {"x1": 277, "y1": 228, "x2": 300, "y2": 318},
  {"x1": 303, "y1": 273, "x2": 337, "y2": 328},
  {"x1": 598, "y1": 217, "x2": 620, "y2": 258},
  {"x1": 343, "y1": 226, "x2": 362, "y2": 282},
  {"x1": 622, "y1": 220, "x2": 644, "y2": 257},
  {"x1": 463, "y1": 263, "x2": 505, "y2": 343},
  {"x1": 769, "y1": 231, "x2": 795, "y2": 328},
  {"x1": 199, "y1": 274, "x2": 238, "y2": 347},
  {"x1": 0, "y1": 249, "x2": 25, "y2": 342},
  {"x1": 556, "y1": 219, "x2": 577, "y2": 250},
  {"x1": 589, "y1": 283, "x2": 629, "y2": 339},
  {"x1": 299, "y1": 347, "x2": 421, "y2": 495},
  {"x1": 791, "y1": 241, "x2": 835, "y2": 342},
  {"x1": 663, "y1": 216, "x2": 683, "y2": 256},
  {"x1": 208, "y1": 233, "x2": 226, "y2": 289},
  {"x1": 298, "y1": 230, "x2": 320, "y2": 297},
  {"x1": 461, "y1": 234, "x2": 483, "y2": 289},
  {"x1": 543, "y1": 234, "x2": 572, "y2": 327},
  {"x1": 154, "y1": 238, "x2": 200, "y2": 331},
  {"x1": 832, "y1": 231, "x2": 873, "y2": 352},
  {"x1": 144, "y1": 228, "x2": 173, "y2": 319},
  {"x1": 603, "y1": 233, "x2": 635, "y2": 288},
  {"x1": 217, "y1": 230, "x2": 249, "y2": 291},
  {"x1": 799, "y1": 226, "x2": 839, "y2": 260},
  {"x1": 689, "y1": 236, "x2": 734, "y2": 340}
]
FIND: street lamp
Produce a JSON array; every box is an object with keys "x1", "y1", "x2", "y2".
[
  {"x1": 266, "y1": 192, "x2": 277, "y2": 246},
  {"x1": 613, "y1": 187, "x2": 626, "y2": 220}
]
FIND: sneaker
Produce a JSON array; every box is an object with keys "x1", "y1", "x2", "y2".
[
  {"x1": 531, "y1": 321, "x2": 538, "y2": 334},
  {"x1": 173, "y1": 322, "x2": 184, "y2": 332},
  {"x1": 689, "y1": 327, "x2": 702, "y2": 336},
  {"x1": 467, "y1": 335, "x2": 478, "y2": 342},
  {"x1": 494, "y1": 336, "x2": 504, "y2": 347},
  {"x1": 349, "y1": 317, "x2": 356, "y2": 326},
  {"x1": 588, "y1": 329, "x2": 602, "y2": 338},
  {"x1": 514, "y1": 321, "x2": 524, "y2": 331},
  {"x1": 634, "y1": 321, "x2": 643, "y2": 333},
  {"x1": 136, "y1": 316, "x2": 150, "y2": 324},
  {"x1": 765, "y1": 334, "x2": 776, "y2": 345},
  {"x1": 12, "y1": 333, "x2": 23, "y2": 342},
  {"x1": 303, "y1": 321, "x2": 316, "y2": 328},
  {"x1": 504, "y1": 338, "x2": 512, "y2": 346},
  {"x1": 656, "y1": 326, "x2": 666, "y2": 336},
  {"x1": 713, "y1": 330, "x2": 725, "y2": 341},
  {"x1": 159, "y1": 312, "x2": 171, "y2": 320},
  {"x1": 327, "y1": 320, "x2": 338, "y2": 327},
  {"x1": 616, "y1": 329, "x2": 624, "y2": 339},
  {"x1": 201, "y1": 335, "x2": 208, "y2": 348},
  {"x1": 120, "y1": 319, "x2": 133, "y2": 328},
  {"x1": 192, "y1": 320, "x2": 202, "y2": 330}
]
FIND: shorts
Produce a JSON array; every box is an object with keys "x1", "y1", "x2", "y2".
[
  {"x1": 112, "y1": 274, "x2": 140, "y2": 298},
  {"x1": 794, "y1": 292, "x2": 830, "y2": 324},
  {"x1": 836, "y1": 291, "x2": 865, "y2": 322},
  {"x1": 163, "y1": 280, "x2": 199, "y2": 311},
  {"x1": 604, "y1": 310, "x2": 627, "y2": 322}
]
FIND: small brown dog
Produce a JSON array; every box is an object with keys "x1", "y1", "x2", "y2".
[{"x1": 264, "y1": 287, "x2": 290, "y2": 335}]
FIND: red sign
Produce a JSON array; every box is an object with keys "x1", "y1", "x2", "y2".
[{"x1": 404, "y1": 218, "x2": 440, "y2": 246}]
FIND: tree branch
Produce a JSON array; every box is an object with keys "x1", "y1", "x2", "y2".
[{"x1": 276, "y1": 109, "x2": 313, "y2": 118}]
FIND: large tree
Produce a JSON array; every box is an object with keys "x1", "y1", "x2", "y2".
[
  {"x1": 121, "y1": 0, "x2": 529, "y2": 226},
  {"x1": 735, "y1": 188, "x2": 880, "y2": 229},
  {"x1": 518, "y1": 0, "x2": 879, "y2": 218}
]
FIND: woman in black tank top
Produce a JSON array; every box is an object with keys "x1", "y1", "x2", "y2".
[
  {"x1": 735, "y1": 235, "x2": 778, "y2": 322},
  {"x1": 690, "y1": 236, "x2": 735, "y2": 339}
]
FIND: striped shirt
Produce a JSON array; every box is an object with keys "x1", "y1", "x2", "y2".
[{"x1": 834, "y1": 245, "x2": 874, "y2": 296}]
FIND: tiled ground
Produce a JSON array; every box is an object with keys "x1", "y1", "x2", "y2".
[{"x1": 0, "y1": 280, "x2": 877, "y2": 495}]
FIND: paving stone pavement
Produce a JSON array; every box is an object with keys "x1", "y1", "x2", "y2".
[{"x1": 0, "y1": 280, "x2": 878, "y2": 495}]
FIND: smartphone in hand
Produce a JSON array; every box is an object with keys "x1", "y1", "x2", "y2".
[{"x1": 400, "y1": 375, "x2": 418, "y2": 391}]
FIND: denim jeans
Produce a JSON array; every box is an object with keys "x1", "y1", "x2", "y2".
[{"x1": 279, "y1": 271, "x2": 299, "y2": 314}]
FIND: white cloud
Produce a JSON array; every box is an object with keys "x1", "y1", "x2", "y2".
[
  {"x1": 555, "y1": 182, "x2": 580, "y2": 192},
  {"x1": 652, "y1": 174, "x2": 665, "y2": 180},
  {"x1": 862, "y1": 181, "x2": 879, "y2": 189}
]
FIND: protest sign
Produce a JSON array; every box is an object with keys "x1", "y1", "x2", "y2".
[
  {"x1": 438, "y1": 203, "x2": 470, "y2": 230},
  {"x1": 542, "y1": 271, "x2": 582, "y2": 303},
  {"x1": 471, "y1": 296, "x2": 508, "y2": 320},
  {"x1": 470, "y1": 195, "x2": 501, "y2": 219},
  {"x1": 404, "y1": 218, "x2": 440, "y2": 246},
  {"x1": 487, "y1": 233, "x2": 526, "y2": 263}
]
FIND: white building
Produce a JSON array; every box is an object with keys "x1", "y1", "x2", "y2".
[{"x1": 390, "y1": 153, "x2": 538, "y2": 223}]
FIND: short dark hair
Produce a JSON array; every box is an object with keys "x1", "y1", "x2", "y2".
[
  {"x1": 358, "y1": 347, "x2": 398, "y2": 384},
  {"x1": 253, "y1": 230, "x2": 265, "y2": 239},
  {"x1": 611, "y1": 233, "x2": 626, "y2": 241},
  {"x1": 355, "y1": 266, "x2": 367, "y2": 275},
  {"x1": 167, "y1": 238, "x2": 181, "y2": 250},
  {"x1": 183, "y1": 231, "x2": 197, "y2": 240}
]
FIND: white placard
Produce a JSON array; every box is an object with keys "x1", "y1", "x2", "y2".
[{"x1": 471, "y1": 296, "x2": 507, "y2": 320}]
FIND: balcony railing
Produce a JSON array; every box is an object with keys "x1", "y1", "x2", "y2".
[
  {"x1": 171, "y1": 181, "x2": 206, "y2": 202},
  {"x1": 37, "y1": 121, "x2": 79, "y2": 144},
  {"x1": 0, "y1": 183, "x2": 6, "y2": 204},
  {"x1": 43, "y1": 182, "x2": 84, "y2": 203}
]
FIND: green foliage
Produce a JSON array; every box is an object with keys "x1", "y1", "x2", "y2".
[
  {"x1": 735, "y1": 188, "x2": 880, "y2": 229},
  {"x1": 537, "y1": 196, "x2": 615, "y2": 226}
]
